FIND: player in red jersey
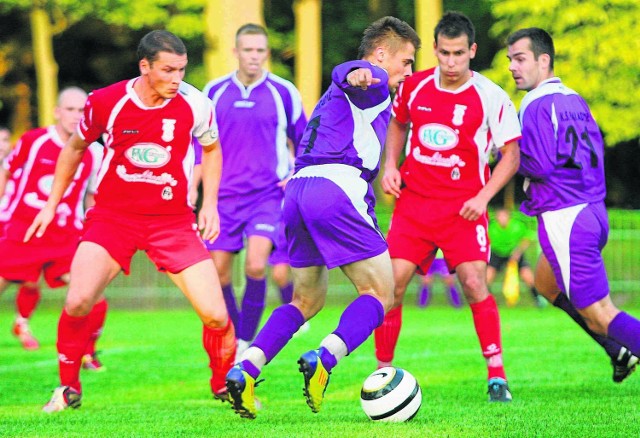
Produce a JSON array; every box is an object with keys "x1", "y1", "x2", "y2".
[
  {"x1": 0, "y1": 88, "x2": 107, "y2": 361},
  {"x1": 374, "y1": 12, "x2": 521, "y2": 402},
  {"x1": 26, "y1": 30, "x2": 236, "y2": 413}
]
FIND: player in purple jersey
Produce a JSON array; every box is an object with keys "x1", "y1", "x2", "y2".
[
  {"x1": 507, "y1": 27, "x2": 639, "y2": 382},
  {"x1": 202, "y1": 24, "x2": 307, "y2": 358},
  {"x1": 225, "y1": 17, "x2": 421, "y2": 419}
]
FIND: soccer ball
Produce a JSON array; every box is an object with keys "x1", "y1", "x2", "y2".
[{"x1": 360, "y1": 367, "x2": 422, "y2": 422}]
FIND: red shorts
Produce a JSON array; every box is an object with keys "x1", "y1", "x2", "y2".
[
  {"x1": 387, "y1": 189, "x2": 490, "y2": 274},
  {"x1": 82, "y1": 207, "x2": 210, "y2": 275},
  {"x1": 0, "y1": 220, "x2": 79, "y2": 287}
]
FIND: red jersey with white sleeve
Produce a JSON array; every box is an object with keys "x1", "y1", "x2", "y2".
[
  {"x1": 0, "y1": 126, "x2": 100, "y2": 235},
  {"x1": 393, "y1": 67, "x2": 521, "y2": 200},
  {"x1": 78, "y1": 78, "x2": 218, "y2": 215}
]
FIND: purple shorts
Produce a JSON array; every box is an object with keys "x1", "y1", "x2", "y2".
[
  {"x1": 207, "y1": 188, "x2": 282, "y2": 252},
  {"x1": 427, "y1": 258, "x2": 450, "y2": 276},
  {"x1": 268, "y1": 217, "x2": 289, "y2": 266},
  {"x1": 538, "y1": 202, "x2": 609, "y2": 309},
  {"x1": 284, "y1": 166, "x2": 387, "y2": 269}
]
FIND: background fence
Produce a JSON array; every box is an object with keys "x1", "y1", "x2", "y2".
[{"x1": 5, "y1": 208, "x2": 640, "y2": 310}]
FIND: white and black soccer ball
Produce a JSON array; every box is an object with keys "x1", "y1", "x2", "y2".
[{"x1": 360, "y1": 367, "x2": 422, "y2": 422}]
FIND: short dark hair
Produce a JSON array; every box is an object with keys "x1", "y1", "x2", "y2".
[
  {"x1": 236, "y1": 23, "x2": 268, "y2": 42},
  {"x1": 507, "y1": 27, "x2": 555, "y2": 70},
  {"x1": 358, "y1": 16, "x2": 421, "y2": 59},
  {"x1": 137, "y1": 30, "x2": 187, "y2": 64},
  {"x1": 434, "y1": 11, "x2": 475, "y2": 47}
]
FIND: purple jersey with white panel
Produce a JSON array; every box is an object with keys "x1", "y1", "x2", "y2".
[
  {"x1": 518, "y1": 77, "x2": 606, "y2": 216},
  {"x1": 203, "y1": 71, "x2": 306, "y2": 198},
  {"x1": 285, "y1": 61, "x2": 391, "y2": 269},
  {"x1": 295, "y1": 60, "x2": 391, "y2": 184},
  {"x1": 518, "y1": 78, "x2": 609, "y2": 308}
]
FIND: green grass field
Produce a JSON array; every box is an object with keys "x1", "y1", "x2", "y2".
[{"x1": 1, "y1": 303, "x2": 640, "y2": 437}]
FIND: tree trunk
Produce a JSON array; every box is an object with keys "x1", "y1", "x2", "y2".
[
  {"x1": 31, "y1": 2, "x2": 58, "y2": 126},
  {"x1": 293, "y1": 0, "x2": 322, "y2": 116},
  {"x1": 203, "y1": 0, "x2": 265, "y2": 81}
]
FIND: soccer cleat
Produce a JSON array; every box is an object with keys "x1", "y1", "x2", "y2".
[
  {"x1": 12, "y1": 319, "x2": 40, "y2": 351},
  {"x1": 298, "y1": 349, "x2": 331, "y2": 413},
  {"x1": 213, "y1": 387, "x2": 231, "y2": 404},
  {"x1": 82, "y1": 353, "x2": 106, "y2": 372},
  {"x1": 226, "y1": 364, "x2": 259, "y2": 419},
  {"x1": 42, "y1": 386, "x2": 82, "y2": 413},
  {"x1": 487, "y1": 378, "x2": 512, "y2": 402},
  {"x1": 612, "y1": 347, "x2": 639, "y2": 383}
]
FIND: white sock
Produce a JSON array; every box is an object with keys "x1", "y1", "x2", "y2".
[
  {"x1": 242, "y1": 346, "x2": 267, "y2": 370},
  {"x1": 320, "y1": 333, "x2": 348, "y2": 362}
]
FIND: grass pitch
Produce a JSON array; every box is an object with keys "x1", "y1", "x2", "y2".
[{"x1": 1, "y1": 303, "x2": 639, "y2": 437}]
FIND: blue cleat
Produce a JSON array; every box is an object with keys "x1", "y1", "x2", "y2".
[
  {"x1": 298, "y1": 349, "x2": 331, "y2": 413},
  {"x1": 226, "y1": 364, "x2": 258, "y2": 419},
  {"x1": 487, "y1": 377, "x2": 512, "y2": 402}
]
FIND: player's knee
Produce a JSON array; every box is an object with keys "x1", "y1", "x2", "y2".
[
  {"x1": 64, "y1": 295, "x2": 95, "y2": 317},
  {"x1": 245, "y1": 261, "x2": 267, "y2": 279},
  {"x1": 459, "y1": 275, "x2": 485, "y2": 299},
  {"x1": 201, "y1": 309, "x2": 229, "y2": 329}
]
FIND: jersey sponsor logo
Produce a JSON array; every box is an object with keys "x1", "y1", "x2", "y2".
[
  {"x1": 417, "y1": 106, "x2": 432, "y2": 112},
  {"x1": 39, "y1": 158, "x2": 56, "y2": 165},
  {"x1": 125, "y1": 143, "x2": 171, "y2": 168},
  {"x1": 412, "y1": 147, "x2": 466, "y2": 169},
  {"x1": 452, "y1": 104, "x2": 467, "y2": 126},
  {"x1": 233, "y1": 100, "x2": 256, "y2": 108},
  {"x1": 161, "y1": 119, "x2": 176, "y2": 142},
  {"x1": 122, "y1": 129, "x2": 139, "y2": 134},
  {"x1": 116, "y1": 165, "x2": 178, "y2": 186},
  {"x1": 417, "y1": 123, "x2": 459, "y2": 151}
]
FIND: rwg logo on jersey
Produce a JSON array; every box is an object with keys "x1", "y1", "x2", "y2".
[
  {"x1": 125, "y1": 143, "x2": 171, "y2": 168},
  {"x1": 417, "y1": 123, "x2": 459, "y2": 151}
]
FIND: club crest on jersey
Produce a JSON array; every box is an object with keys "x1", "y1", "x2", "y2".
[
  {"x1": 418, "y1": 123, "x2": 459, "y2": 151},
  {"x1": 451, "y1": 167, "x2": 461, "y2": 180},
  {"x1": 161, "y1": 119, "x2": 176, "y2": 142},
  {"x1": 125, "y1": 143, "x2": 171, "y2": 168},
  {"x1": 161, "y1": 186, "x2": 173, "y2": 200},
  {"x1": 452, "y1": 104, "x2": 467, "y2": 126}
]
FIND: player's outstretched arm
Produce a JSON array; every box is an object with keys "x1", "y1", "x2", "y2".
[
  {"x1": 198, "y1": 140, "x2": 222, "y2": 243},
  {"x1": 381, "y1": 118, "x2": 408, "y2": 198},
  {"x1": 24, "y1": 133, "x2": 89, "y2": 242}
]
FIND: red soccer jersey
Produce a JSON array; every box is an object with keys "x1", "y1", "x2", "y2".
[
  {"x1": 392, "y1": 67, "x2": 521, "y2": 200},
  {"x1": 78, "y1": 79, "x2": 218, "y2": 215},
  {"x1": 1, "y1": 126, "x2": 100, "y2": 233}
]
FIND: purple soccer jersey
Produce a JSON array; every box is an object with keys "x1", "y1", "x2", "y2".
[
  {"x1": 285, "y1": 60, "x2": 391, "y2": 269},
  {"x1": 518, "y1": 77, "x2": 609, "y2": 308},
  {"x1": 295, "y1": 60, "x2": 392, "y2": 184},
  {"x1": 203, "y1": 71, "x2": 307, "y2": 198},
  {"x1": 518, "y1": 77, "x2": 606, "y2": 216}
]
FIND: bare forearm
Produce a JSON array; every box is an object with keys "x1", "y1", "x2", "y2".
[
  {"x1": 477, "y1": 142, "x2": 520, "y2": 204},
  {"x1": 200, "y1": 142, "x2": 222, "y2": 209},
  {"x1": 48, "y1": 135, "x2": 88, "y2": 209}
]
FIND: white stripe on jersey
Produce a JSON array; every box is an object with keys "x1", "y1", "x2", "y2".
[
  {"x1": 540, "y1": 203, "x2": 588, "y2": 297},
  {"x1": 292, "y1": 163, "x2": 380, "y2": 235},
  {"x1": 0, "y1": 131, "x2": 50, "y2": 222},
  {"x1": 346, "y1": 94, "x2": 390, "y2": 171},
  {"x1": 268, "y1": 73, "x2": 304, "y2": 123},
  {"x1": 265, "y1": 81, "x2": 292, "y2": 180}
]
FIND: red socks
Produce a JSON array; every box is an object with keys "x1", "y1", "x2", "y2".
[
  {"x1": 203, "y1": 318, "x2": 236, "y2": 394},
  {"x1": 16, "y1": 285, "x2": 41, "y2": 318},
  {"x1": 470, "y1": 295, "x2": 506, "y2": 380},
  {"x1": 374, "y1": 305, "x2": 403, "y2": 366},
  {"x1": 57, "y1": 310, "x2": 92, "y2": 393},
  {"x1": 85, "y1": 299, "x2": 108, "y2": 356}
]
